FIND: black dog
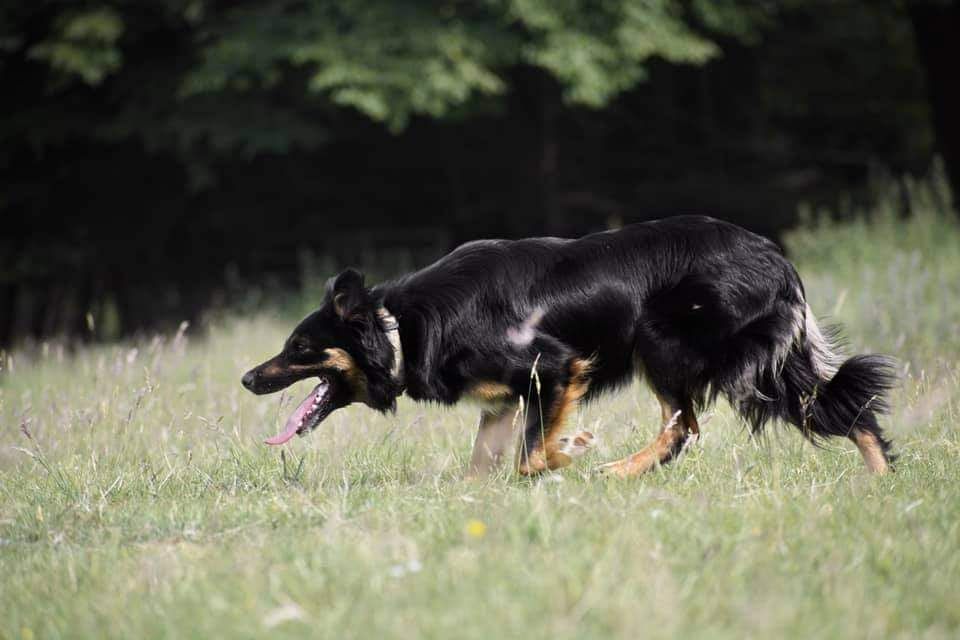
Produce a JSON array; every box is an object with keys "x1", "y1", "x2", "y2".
[{"x1": 242, "y1": 216, "x2": 897, "y2": 477}]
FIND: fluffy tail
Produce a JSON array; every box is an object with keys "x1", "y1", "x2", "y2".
[{"x1": 742, "y1": 305, "x2": 899, "y2": 471}]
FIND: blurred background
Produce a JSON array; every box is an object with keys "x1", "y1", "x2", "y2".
[{"x1": 2, "y1": 0, "x2": 958, "y2": 346}]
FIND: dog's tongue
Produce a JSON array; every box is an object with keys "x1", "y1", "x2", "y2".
[{"x1": 265, "y1": 382, "x2": 328, "y2": 445}]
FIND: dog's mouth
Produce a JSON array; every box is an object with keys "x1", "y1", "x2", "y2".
[{"x1": 264, "y1": 376, "x2": 346, "y2": 445}]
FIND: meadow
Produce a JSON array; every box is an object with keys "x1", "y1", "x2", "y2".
[{"x1": 2, "y1": 178, "x2": 959, "y2": 638}]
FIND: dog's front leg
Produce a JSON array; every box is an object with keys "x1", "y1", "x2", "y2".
[
  {"x1": 517, "y1": 358, "x2": 593, "y2": 475},
  {"x1": 466, "y1": 409, "x2": 519, "y2": 478}
]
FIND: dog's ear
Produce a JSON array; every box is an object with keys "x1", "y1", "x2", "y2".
[{"x1": 329, "y1": 268, "x2": 368, "y2": 320}]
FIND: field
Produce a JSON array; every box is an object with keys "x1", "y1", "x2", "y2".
[{"x1": 2, "y1": 186, "x2": 959, "y2": 638}]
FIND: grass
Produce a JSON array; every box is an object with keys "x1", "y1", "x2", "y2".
[{"x1": 2, "y1": 186, "x2": 960, "y2": 638}]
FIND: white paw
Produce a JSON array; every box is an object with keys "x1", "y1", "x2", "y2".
[{"x1": 557, "y1": 430, "x2": 596, "y2": 459}]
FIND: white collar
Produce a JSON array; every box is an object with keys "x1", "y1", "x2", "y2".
[{"x1": 377, "y1": 307, "x2": 404, "y2": 389}]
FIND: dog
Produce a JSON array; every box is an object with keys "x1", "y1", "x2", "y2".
[{"x1": 242, "y1": 216, "x2": 897, "y2": 477}]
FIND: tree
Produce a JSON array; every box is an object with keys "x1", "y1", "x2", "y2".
[
  {"x1": 2, "y1": 1, "x2": 767, "y2": 154},
  {"x1": 182, "y1": 1, "x2": 744, "y2": 131}
]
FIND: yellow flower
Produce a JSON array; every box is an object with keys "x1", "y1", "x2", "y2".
[{"x1": 465, "y1": 519, "x2": 487, "y2": 539}]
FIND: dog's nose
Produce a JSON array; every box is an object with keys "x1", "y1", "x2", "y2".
[{"x1": 241, "y1": 370, "x2": 258, "y2": 390}]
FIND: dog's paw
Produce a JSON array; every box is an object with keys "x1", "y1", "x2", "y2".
[
  {"x1": 522, "y1": 431, "x2": 597, "y2": 474},
  {"x1": 595, "y1": 450, "x2": 656, "y2": 478},
  {"x1": 557, "y1": 430, "x2": 596, "y2": 459},
  {"x1": 596, "y1": 458, "x2": 643, "y2": 479},
  {"x1": 596, "y1": 459, "x2": 627, "y2": 478}
]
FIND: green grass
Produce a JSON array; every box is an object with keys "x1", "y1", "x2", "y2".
[{"x1": 3, "y1": 194, "x2": 960, "y2": 638}]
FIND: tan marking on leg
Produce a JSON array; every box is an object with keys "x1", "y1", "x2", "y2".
[
  {"x1": 466, "y1": 410, "x2": 519, "y2": 478},
  {"x1": 466, "y1": 381, "x2": 515, "y2": 403},
  {"x1": 851, "y1": 428, "x2": 890, "y2": 474},
  {"x1": 323, "y1": 348, "x2": 369, "y2": 402},
  {"x1": 518, "y1": 358, "x2": 593, "y2": 475},
  {"x1": 598, "y1": 428, "x2": 686, "y2": 478},
  {"x1": 599, "y1": 395, "x2": 694, "y2": 478}
]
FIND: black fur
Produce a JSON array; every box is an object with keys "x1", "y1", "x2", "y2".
[{"x1": 243, "y1": 216, "x2": 897, "y2": 467}]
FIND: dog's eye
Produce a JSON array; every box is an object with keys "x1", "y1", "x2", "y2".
[{"x1": 294, "y1": 341, "x2": 312, "y2": 354}]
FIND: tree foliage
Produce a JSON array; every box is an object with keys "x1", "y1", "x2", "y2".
[
  {"x1": 4, "y1": 1, "x2": 768, "y2": 146},
  {"x1": 26, "y1": 7, "x2": 125, "y2": 85}
]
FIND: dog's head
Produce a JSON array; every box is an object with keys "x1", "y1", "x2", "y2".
[{"x1": 241, "y1": 268, "x2": 402, "y2": 444}]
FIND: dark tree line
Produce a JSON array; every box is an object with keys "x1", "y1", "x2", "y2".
[{"x1": 1, "y1": 1, "x2": 955, "y2": 344}]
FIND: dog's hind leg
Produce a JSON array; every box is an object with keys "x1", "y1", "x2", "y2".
[
  {"x1": 849, "y1": 427, "x2": 891, "y2": 474},
  {"x1": 466, "y1": 409, "x2": 519, "y2": 478},
  {"x1": 517, "y1": 358, "x2": 593, "y2": 475},
  {"x1": 598, "y1": 394, "x2": 698, "y2": 478}
]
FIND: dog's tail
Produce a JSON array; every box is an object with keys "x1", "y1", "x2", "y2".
[{"x1": 740, "y1": 304, "x2": 898, "y2": 471}]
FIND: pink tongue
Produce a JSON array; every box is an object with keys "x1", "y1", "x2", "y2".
[{"x1": 265, "y1": 383, "x2": 324, "y2": 445}]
